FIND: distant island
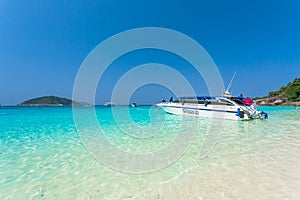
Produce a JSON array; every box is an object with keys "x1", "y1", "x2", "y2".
[
  {"x1": 254, "y1": 78, "x2": 300, "y2": 106},
  {"x1": 17, "y1": 96, "x2": 82, "y2": 106}
]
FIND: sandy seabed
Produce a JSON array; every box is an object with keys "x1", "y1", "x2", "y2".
[{"x1": 136, "y1": 140, "x2": 300, "y2": 200}]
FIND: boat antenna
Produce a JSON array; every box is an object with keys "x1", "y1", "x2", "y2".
[{"x1": 225, "y1": 71, "x2": 237, "y2": 93}]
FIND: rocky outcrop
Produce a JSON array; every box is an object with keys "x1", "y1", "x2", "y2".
[
  {"x1": 255, "y1": 96, "x2": 300, "y2": 106},
  {"x1": 254, "y1": 77, "x2": 300, "y2": 106}
]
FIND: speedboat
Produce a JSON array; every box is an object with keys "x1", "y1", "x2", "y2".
[{"x1": 156, "y1": 96, "x2": 268, "y2": 121}]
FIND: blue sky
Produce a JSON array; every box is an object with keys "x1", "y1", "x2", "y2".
[{"x1": 0, "y1": 0, "x2": 299, "y2": 105}]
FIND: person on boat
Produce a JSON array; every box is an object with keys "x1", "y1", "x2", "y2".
[
  {"x1": 169, "y1": 97, "x2": 173, "y2": 102},
  {"x1": 243, "y1": 97, "x2": 253, "y2": 106},
  {"x1": 162, "y1": 97, "x2": 166, "y2": 103},
  {"x1": 238, "y1": 93, "x2": 244, "y2": 99}
]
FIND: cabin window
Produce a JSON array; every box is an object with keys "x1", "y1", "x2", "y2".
[
  {"x1": 229, "y1": 97, "x2": 243, "y2": 105},
  {"x1": 219, "y1": 99, "x2": 234, "y2": 106},
  {"x1": 211, "y1": 99, "x2": 234, "y2": 106}
]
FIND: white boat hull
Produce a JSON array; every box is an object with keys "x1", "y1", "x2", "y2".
[{"x1": 157, "y1": 102, "x2": 250, "y2": 121}]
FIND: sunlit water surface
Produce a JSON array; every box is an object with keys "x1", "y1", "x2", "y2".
[{"x1": 0, "y1": 106, "x2": 299, "y2": 199}]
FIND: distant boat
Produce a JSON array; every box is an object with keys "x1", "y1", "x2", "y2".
[
  {"x1": 104, "y1": 102, "x2": 115, "y2": 107},
  {"x1": 131, "y1": 102, "x2": 138, "y2": 107}
]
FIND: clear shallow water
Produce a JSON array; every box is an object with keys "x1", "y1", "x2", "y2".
[{"x1": 0, "y1": 106, "x2": 300, "y2": 199}]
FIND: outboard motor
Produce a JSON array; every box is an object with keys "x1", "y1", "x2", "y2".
[{"x1": 261, "y1": 111, "x2": 268, "y2": 119}]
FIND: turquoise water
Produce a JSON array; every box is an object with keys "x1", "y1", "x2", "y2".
[{"x1": 0, "y1": 106, "x2": 300, "y2": 199}]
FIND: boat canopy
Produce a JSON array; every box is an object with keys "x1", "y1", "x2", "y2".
[
  {"x1": 174, "y1": 96, "x2": 213, "y2": 103},
  {"x1": 173, "y1": 96, "x2": 245, "y2": 106}
]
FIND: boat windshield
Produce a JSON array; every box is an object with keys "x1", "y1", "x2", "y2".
[{"x1": 229, "y1": 97, "x2": 244, "y2": 105}]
